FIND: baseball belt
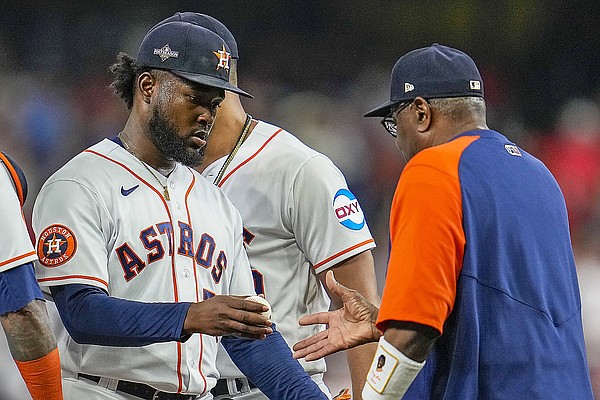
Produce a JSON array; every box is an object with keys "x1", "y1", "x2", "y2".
[
  {"x1": 210, "y1": 377, "x2": 257, "y2": 397},
  {"x1": 78, "y1": 373, "x2": 197, "y2": 400}
]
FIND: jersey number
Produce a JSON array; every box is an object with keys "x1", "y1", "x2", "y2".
[
  {"x1": 201, "y1": 269, "x2": 264, "y2": 300},
  {"x1": 252, "y1": 268, "x2": 265, "y2": 296}
]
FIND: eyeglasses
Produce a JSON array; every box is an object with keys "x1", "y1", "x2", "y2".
[{"x1": 380, "y1": 101, "x2": 412, "y2": 137}]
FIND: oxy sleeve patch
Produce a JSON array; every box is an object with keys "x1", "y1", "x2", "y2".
[
  {"x1": 333, "y1": 189, "x2": 365, "y2": 230},
  {"x1": 37, "y1": 224, "x2": 78, "y2": 267}
]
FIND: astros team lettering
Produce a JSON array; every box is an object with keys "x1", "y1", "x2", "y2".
[{"x1": 116, "y1": 221, "x2": 228, "y2": 283}]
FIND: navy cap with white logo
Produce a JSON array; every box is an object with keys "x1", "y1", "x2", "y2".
[
  {"x1": 364, "y1": 44, "x2": 483, "y2": 117},
  {"x1": 148, "y1": 12, "x2": 239, "y2": 60},
  {"x1": 136, "y1": 21, "x2": 252, "y2": 98}
]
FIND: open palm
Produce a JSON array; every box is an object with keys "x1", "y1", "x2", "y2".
[{"x1": 293, "y1": 271, "x2": 380, "y2": 361}]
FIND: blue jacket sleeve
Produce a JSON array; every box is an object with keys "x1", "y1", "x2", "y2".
[
  {"x1": 221, "y1": 327, "x2": 327, "y2": 400},
  {"x1": 50, "y1": 284, "x2": 191, "y2": 346}
]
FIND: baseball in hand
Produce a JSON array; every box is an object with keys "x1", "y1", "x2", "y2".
[{"x1": 245, "y1": 295, "x2": 272, "y2": 319}]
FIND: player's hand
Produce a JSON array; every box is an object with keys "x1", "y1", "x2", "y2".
[
  {"x1": 293, "y1": 271, "x2": 381, "y2": 361},
  {"x1": 183, "y1": 295, "x2": 273, "y2": 339}
]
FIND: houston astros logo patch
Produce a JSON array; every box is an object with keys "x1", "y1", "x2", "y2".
[
  {"x1": 333, "y1": 189, "x2": 365, "y2": 230},
  {"x1": 37, "y1": 224, "x2": 77, "y2": 267},
  {"x1": 213, "y1": 45, "x2": 230, "y2": 71}
]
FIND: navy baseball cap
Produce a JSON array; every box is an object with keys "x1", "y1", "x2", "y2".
[
  {"x1": 149, "y1": 12, "x2": 239, "y2": 59},
  {"x1": 364, "y1": 44, "x2": 483, "y2": 117},
  {"x1": 136, "y1": 21, "x2": 252, "y2": 98}
]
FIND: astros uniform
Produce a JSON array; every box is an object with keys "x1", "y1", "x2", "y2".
[
  {"x1": 376, "y1": 129, "x2": 593, "y2": 399},
  {"x1": 202, "y1": 120, "x2": 375, "y2": 397},
  {"x1": 0, "y1": 152, "x2": 37, "y2": 274},
  {"x1": 33, "y1": 138, "x2": 256, "y2": 397}
]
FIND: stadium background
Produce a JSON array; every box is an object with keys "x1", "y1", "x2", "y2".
[{"x1": 1, "y1": 1, "x2": 599, "y2": 398}]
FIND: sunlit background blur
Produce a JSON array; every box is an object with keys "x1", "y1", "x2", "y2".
[{"x1": 1, "y1": 1, "x2": 599, "y2": 398}]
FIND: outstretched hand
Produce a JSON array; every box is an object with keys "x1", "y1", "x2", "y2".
[
  {"x1": 293, "y1": 270, "x2": 380, "y2": 361},
  {"x1": 184, "y1": 295, "x2": 273, "y2": 340}
]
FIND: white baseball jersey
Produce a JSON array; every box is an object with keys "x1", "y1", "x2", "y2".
[
  {"x1": 202, "y1": 120, "x2": 376, "y2": 378},
  {"x1": 0, "y1": 156, "x2": 37, "y2": 273},
  {"x1": 33, "y1": 139, "x2": 256, "y2": 396}
]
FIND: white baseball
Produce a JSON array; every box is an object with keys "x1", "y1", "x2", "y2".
[{"x1": 245, "y1": 295, "x2": 272, "y2": 319}]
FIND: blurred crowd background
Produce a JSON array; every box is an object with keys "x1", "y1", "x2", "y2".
[{"x1": 1, "y1": 1, "x2": 600, "y2": 398}]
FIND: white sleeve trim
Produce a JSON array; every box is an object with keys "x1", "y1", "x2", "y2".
[{"x1": 312, "y1": 239, "x2": 375, "y2": 274}]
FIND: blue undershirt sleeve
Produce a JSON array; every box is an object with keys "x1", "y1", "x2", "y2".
[
  {"x1": 0, "y1": 262, "x2": 44, "y2": 315},
  {"x1": 50, "y1": 284, "x2": 191, "y2": 346},
  {"x1": 221, "y1": 327, "x2": 327, "y2": 400}
]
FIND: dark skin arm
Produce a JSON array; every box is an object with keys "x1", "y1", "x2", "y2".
[
  {"x1": 382, "y1": 321, "x2": 439, "y2": 363},
  {"x1": 318, "y1": 251, "x2": 380, "y2": 399},
  {"x1": 1, "y1": 299, "x2": 57, "y2": 361},
  {"x1": 183, "y1": 295, "x2": 273, "y2": 339}
]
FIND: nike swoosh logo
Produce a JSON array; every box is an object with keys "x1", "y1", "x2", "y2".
[{"x1": 121, "y1": 185, "x2": 139, "y2": 196}]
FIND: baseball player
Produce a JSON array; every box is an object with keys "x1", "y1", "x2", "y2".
[
  {"x1": 33, "y1": 20, "x2": 327, "y2": 400},
  {"x1": 151, "y1": 12, "x2": 380, "y2": 400},
  {"x1": 0, "y1": 151, "x2": 64, "y2": 400}
]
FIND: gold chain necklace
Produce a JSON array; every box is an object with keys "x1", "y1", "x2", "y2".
[
  {"x1": 213, "y1": 114, "x2": 252, "y2": 186},
  {"x1": 118, "y1": 134, "x2": 173, "y2": 201}
]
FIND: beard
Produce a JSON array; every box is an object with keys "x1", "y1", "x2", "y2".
[{"x1": 147, "y1": 106, "x2": 206, "y2": 167}]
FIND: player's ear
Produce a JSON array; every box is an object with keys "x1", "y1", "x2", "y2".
[
  {"x1": 414, "y1": 97, "x2": 432, "y2": 132},
  {"x1": 137, "y1": 71, "x2": 155, "y2": 104}
]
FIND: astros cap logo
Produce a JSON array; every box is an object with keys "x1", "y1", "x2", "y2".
[
  {"x1": 37, "y1": 224, "x2": 78, "y2": 267},
  {"x1": 213, "y1": 45, "x2": 231, "y2": 71}
]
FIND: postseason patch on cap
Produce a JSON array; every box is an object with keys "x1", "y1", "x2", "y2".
[
  {"x1": 37, "y1": 224, "x2": 78, "y2": 267},
  {"x1": 333, "y1": 189, "x2": 365, "y2": 230},
  {"x1": 153, "y1": 44, "x2": 179, "y2": 62}
]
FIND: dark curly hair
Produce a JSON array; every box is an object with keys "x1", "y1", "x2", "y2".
[{"x1": 108, "y1": 52, "x2": 149, "y2": 110}]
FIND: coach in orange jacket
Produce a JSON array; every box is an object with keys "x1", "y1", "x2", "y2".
[{"x1": 294, "y1": 44, "x2": 594, "y2": 399}]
